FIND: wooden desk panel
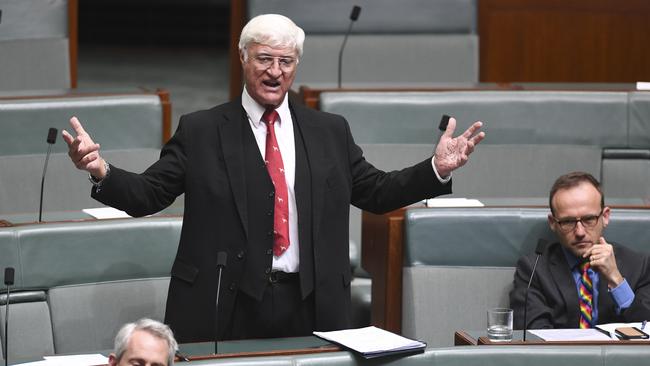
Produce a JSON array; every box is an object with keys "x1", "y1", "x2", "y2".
[{"x1": 479, "y1": 0, "x2": 650, "y2": 82}]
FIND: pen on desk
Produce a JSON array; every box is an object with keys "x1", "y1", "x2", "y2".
[{"x1": 642, "y1": 320, "x2": 647, "y2": 330}]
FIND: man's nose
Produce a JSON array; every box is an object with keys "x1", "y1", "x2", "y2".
[
  {"x1": 574, "y1": 221, "x2": 587, "y2": 236},
  {"x1": 266, "y1": 60, "x2": 282, "y2": 76}
]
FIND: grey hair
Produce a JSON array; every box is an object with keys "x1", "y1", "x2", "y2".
[
  {"x1": 113, "y1": 318, "x2": 178, "y2": 366},
  {"x1": 238, "y1": 14, "x2": 305, "y2": 60}
]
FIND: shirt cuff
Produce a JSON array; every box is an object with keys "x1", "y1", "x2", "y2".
[
  {"x1": 431, "y1": 156, "x2": 452, "y2": 184},
  {"x1": 609, "y1": 278, "x2": 635, "y2": 313}
]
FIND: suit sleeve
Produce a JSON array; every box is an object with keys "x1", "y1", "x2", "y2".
[
  {"x1": 91, "y1": 118, "x2": 187, "y2": 217},
  {"x1": 509, "y1": 254, "x2": 555, "y2": 329},
  {"x1": 342, "y1": 117, "x2": 452, "y2": 214},
  {"x1": 618, "y1": 250, "x2": 650, "y2": 322}
]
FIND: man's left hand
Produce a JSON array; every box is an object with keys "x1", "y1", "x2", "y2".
[
  {"x1": 433, "y1": 117, "x2": 485, "y2": 177},
  {"x1": 584, "y1": 237, "x2": 624, "y2": 288}
]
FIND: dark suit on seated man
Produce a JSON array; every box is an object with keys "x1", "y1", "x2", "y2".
[
  {"x1": 62, "y1": 14, "x2": 485, "y2": 342},
  {"x1": 510, "y1": 171, "x2": 650, "y2": 329}
]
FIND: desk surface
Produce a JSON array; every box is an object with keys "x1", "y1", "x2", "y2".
[
  {"x1": 179, "y1": 336, "x2": 337, "y2": 360},
  {"x1": 455, "y1": 330, "x2": 650, "y2": 346},
  {"x1": 7, "y1": 337, "x2": 338, "y2": 365}
]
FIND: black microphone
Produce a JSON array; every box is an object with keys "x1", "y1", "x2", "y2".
[
  {"x1": 214, "y1": 252, "x2": 227, "y2": 354},
  {"x1": 4, "y1": 267, "x2": 15, "y2": 366},
  {"x1": 438, "y1": 114, "x2": 451, "y2": 140},
  {"x1": 522, "y1": 239, "x2": 547, "y2": 341},
  {"x1": 39, "y1": 128, "x2": 58, "y2": 222},
  {"x1": 337, "y1": 5, "x2": 362, "y2": 89}
]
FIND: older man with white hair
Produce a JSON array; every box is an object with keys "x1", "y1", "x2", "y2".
[
  {"x1": 62, "y1": 14, "x2": 484, "y2": 342},
  {"x1": 108, "y1": 318, "x2": 178, "y2": 366}
]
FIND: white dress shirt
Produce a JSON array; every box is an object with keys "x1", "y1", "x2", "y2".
[{"x1": 242, "y1": 89, "x2": 299, "y2": 273}]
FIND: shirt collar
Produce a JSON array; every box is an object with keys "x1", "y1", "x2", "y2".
[
  {"x1": 241, "y1": 86, "x2": 291, "y2": 129},
  {"x1": 561, "y1": 246, "x2": 586, "y2": 271}
]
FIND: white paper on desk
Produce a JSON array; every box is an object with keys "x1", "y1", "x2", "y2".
[
  {"x1": 13, "y1": 361, "x2": 51, "y2": 366},
  {"x1": 314, "y1": 326, "x2": 425, "y2": 355},
  {"x1": 426, "y1": 198, "x2": 484, "y2": 207},
  {"x1": 637, "y1": 81, "x2": 650, "y2": 90},
  {"x1": 14, "y1": 354, "x2": 108, "y2": 366},
  {"x1": 596, "y1": 322, "x2": 649, "y2": 339},
  {"x1": 43, "y1": 353, "x2": 108, "y2": 365},
  {"x1": 83, "y1": 207, "x2": 132, "y2": 219},
  {"x1": 529, "y1": 328, "x2": 614, "y2": 341}
]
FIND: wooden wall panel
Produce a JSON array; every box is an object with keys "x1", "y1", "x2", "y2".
[{"x1": 479, "y1": 0, "x2": 650, "y2": 82}]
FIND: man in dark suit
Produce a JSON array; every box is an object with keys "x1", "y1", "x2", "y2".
[
  {"x1": 62, "y1": 14, "x2": 484, "y2": 342},
  {"x1": 510, "y1": 172, "x2": 650, "y2": 329}
]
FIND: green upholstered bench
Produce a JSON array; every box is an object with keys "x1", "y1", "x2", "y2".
[
  {"x1": 0, "y1": 90, "x2": 171, "y2": 216},
  {"x1": 0, "y1": 216, "x2": 181, "y2": 360},
  {"x1": 401, "y1": 207, "x2": 650, "y2": 347},
  {"x1": 246, "y1": 0, "x2": 478, "y2": 86},
  {"x1": 319, "y1": 90, "x2": 650, "y2": 202},
  {"x1": 0, "y1": 215, "x2": 371, "y2": 359}
]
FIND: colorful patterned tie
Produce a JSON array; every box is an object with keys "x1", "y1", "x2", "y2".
[
  {"x1": 261, "y1": 109, "x2": 290, "y2": 256},
  {"x1": 578, "y1": 261, "x2": 593, "y2": 329}
]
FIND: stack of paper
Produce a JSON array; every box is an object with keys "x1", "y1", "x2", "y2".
[
  {"x1": 528, "y1": 329, "x2": 613, "y2": 341},
  {"x1": 313, "y1": 326, "x2": 426, "y2": 359}
]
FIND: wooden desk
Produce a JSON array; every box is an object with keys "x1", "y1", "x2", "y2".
[
  {"x1": 178, "y1": 337, "x2": 339, "y2": 361},
  {"x1": 455, "y1": 330, "x2": 650, "y2": 346}
]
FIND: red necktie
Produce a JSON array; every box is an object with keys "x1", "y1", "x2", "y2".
[{"x1": 262, "y1": 109, "x2": 290, "y2": 256}]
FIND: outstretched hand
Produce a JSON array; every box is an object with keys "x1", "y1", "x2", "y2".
[
  {"x1": 62, "y1": 116, "x2": 107, "y2": 179},
  {"x1": 433, "y1": 117, "x2": 485, "y2": 177}
]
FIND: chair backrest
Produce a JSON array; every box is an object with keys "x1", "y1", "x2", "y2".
[
  {"x1": 0, "y1": 216, "x2": 181, "y2": 357},
  {"x1": 0, "y1": 90, "x2": 170, "y2": 215},
  {"x1": 0, "y1": 0, "x2": 76, "y2": 91},
  {"x1": 246, "y1": 0, "x2": 478, "y2": 86},
  {"x1": 321, "y1": 90, "x2": 650, "y2": 202},
  {"x1": 320, "y1": 91, "x2": 633, "y2": 146}
]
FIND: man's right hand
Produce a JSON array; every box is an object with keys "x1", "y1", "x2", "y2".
[{"x1": 62, "y1": 116, "x2": 106, "y2": 179}]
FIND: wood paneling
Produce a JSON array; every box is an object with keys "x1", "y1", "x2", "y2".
[{"x1": 479, "y1": 0, "x2": 650, "y2": 82}]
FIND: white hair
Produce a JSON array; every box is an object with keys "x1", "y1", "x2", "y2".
[
  {"x1": 113, "y1": 318, "x2": 178, "y2": 366},
  {"x1": 238, "y1": 14, "x2": 305, "y2": 59}
]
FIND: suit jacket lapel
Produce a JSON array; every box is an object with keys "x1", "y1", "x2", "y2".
[
  {"x1": 219, "y1": 101, "x2": 249, "y2": 240},
  {"x1": 290, "y1": 102, "x2": 325, "y2": 244},
  {"x1": 549, "y1": 245, "x2": 581, "y2": 327}
]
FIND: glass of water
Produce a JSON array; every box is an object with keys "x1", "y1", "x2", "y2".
[{"x1": 487, "y1": 308, "x2": 513, "y2": 342}]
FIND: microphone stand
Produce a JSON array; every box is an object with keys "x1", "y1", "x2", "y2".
[
  {"x1": 39, "y1": 128, "x2": 58, "y2": 222},
  {"x1": 4, "y1": 285, "x2": 9, "y2": 366},
  {"x1": 38, "y1": 143, "x2": 53, "y2": 222},
  {"x1": 4, "y1": 268, "x2": 14, "y2": 366},
  {"x1": 523, "y1": 239, "x2": 547, "y2": 341},
  {"x1": 338, "y1": 6, "x2": 361, "y2": 89},
  {"x1": 214, "y1": 252, "x2": 227, "y2": 354}
]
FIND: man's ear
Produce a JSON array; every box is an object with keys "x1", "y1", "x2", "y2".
[
  {"x1": 547, "y1": 213, "x2": 556, "y2": 231},
  {"x1": 108, "y1": 353, "x2": 118, "y2": 366},
  {"x1": 602, "y1": 206, "x2": 611, "y2": 228}
]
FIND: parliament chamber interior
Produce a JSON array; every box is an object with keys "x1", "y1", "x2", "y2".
[{"x1": 1, "y1": 0, "x2": 650, "y2": 365}]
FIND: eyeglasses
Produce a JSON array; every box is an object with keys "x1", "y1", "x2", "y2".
[
  {"x1": 251, "y1": 54, "x2": 297, "y2": 71},
  {"x1": 552, "y1": 210, "x2": 603, "y2": 232}
]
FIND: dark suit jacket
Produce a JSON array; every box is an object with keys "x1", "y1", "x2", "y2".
[
  {"x1": 510, "y1": 241, "x2": 650, "y2": 329},
  {"x1": 92, "y1": 98, "x2": 451, "y2": 342}
]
